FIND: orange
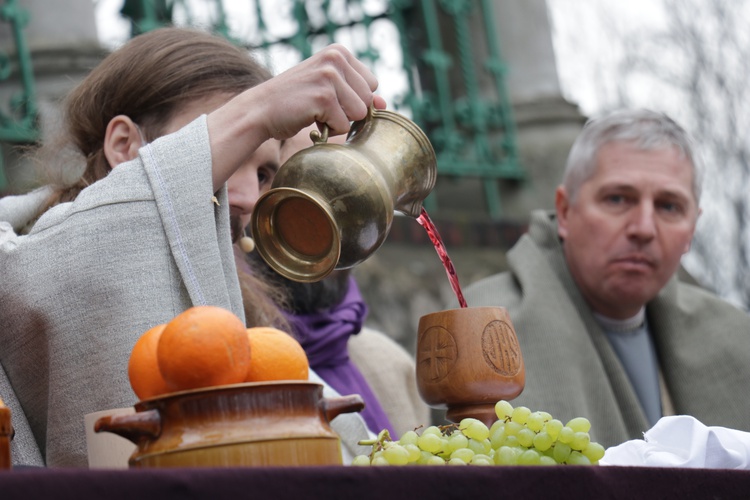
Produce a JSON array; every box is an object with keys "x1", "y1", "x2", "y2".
[
  {"x1": 245, "y1": 327, "x2": 309, "y2": 382},
  {"x1": 157, "y1": 305, "x2": 251, "y2": 392},
  {"x1": 128, "y1": 323, "x2": 170, "y2": 400}
]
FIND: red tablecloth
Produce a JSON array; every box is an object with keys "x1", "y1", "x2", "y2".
[{"x1": 2, "y1": 465, "x2": 750, "y2": 499}]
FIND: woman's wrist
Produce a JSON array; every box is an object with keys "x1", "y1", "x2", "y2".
[{"x1": 207, "y1": 88, "x2": 272, "y2": 191}]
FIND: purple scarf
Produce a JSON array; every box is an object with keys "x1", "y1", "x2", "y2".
[{"x1": 285, "y1": 277, "x2": 395, "y2": 436}]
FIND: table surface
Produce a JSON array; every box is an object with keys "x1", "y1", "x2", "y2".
[{"x1": 2, "y1": 465, "x2": 750, "y2": 500}]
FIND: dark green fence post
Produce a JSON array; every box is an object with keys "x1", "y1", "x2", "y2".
[{"x1": 0, "y1": 0, "x2": 40, "y2": 192}]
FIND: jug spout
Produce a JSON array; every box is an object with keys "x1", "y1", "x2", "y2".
[{"x1": 252, "y1": 108, "x2": 437, "y2": 283}]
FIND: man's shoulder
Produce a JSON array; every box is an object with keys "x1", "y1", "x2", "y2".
[
  {"x1": 676, "y1": 278, "x2": 747, "y2": 313},
  {"x1": 653, "y1": 275, "x2": 750, "y2": 328}
]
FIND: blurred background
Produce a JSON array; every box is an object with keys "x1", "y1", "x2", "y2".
[{"x1": 0, "y1": 0, "x2": 747, "y2": 353}]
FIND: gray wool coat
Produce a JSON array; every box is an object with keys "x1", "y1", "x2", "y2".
[
  {"x1": 463, "y1": 210, "x2": 750, "y2": 448},
  {"x1": 0, "y1": 117, "x2": 371, "y2": 467}
]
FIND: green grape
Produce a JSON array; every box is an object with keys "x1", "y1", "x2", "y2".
[
  {"x1": 448, "y1": 457, "x2": 468, "y2": 466},
  {"x1": 446, "y1": 432, "x2": 469, "y2": 454},
  {"x1": 495, "y1": 400, "x2": 514, "y2": 420},
  {"x1": 526, "y1": 411, "x2": 546, "y2": 432},
  {"x1": 440, "y1": 437, "x2": 450, "y2": 453},
  {"x1": 558, "y1": 426, "x2": 575, "y2": 444},
  {"x1": 417, "y1": 450, "x2": 434, "y2": 464},
  {"x1": 404, "y1": 443, "x2": 422, "y2": 463},
  {"x1": 582, "y1": 441, "x2": 606, "y2": 463},
  {"x1": 490, "y1": 419, "x2": 505, "y2": 434},
  {"x1": 532, "y1": 431, "x2": 554, "y2": 452},
  {"x1": 467, "y1": 438, "x2": 492, "y2": 455},
  {"x1": 459, "y1": 418, "x2": 490, "y2": 441},
  {"x1": 518, "y1": 449, "x2": 542, "y2": 465},
  {"x1": 539, "y1": 456, "x2": 557, "y2": 466},
  {"x1": 399, "y1": 430, "x2": 419, "y2": 446},
  {"x1": 503, "y1": 435, "x2": 520, "y2": 448},
  {"x1": 372, "y1": 456, "x2": 389, "y2": 466},
  {"x1": 504, "y1": 421, "x2": 524, "y2": 437},
  {"x1": 494, "y1": 446, "x2": 520, "y2": 465},
  {"x1": 352, "y1": 454, "x2": 371, "y2": 466},
  {"x1": 382, "y1": 443, "x2": 410, "y2": 465},
  {"x1": 490, "y1": 424, "x2": 506, "y2": 449},
  {"x1": 511, "y1": 405, "x2": 531, "y2": 425},
  {"x1": 553, "y1": 442, "x2": 572, "y2": 464},
  {"x1": 516, "y1": 428, "x2": 535, "y2": 448},
  {"x1": 422, "y1": 425, "x2": 443, "y2": 436},
  {"x1": 570, "y1": 431, "x2": 591, "y2": 451},
  {"x1": 567, "y1": 450, "x2": 592, "y2": 465},
  {"x1": 417, "y1": 432, "x2": 443, "y2": 453},
  {"x1": 566, "y1": 417, "x2": 592, "y2": 433},
  {"x1": 538, "y1": 411, "x2": 553, "y2": 422},
  {"x1": 424, "y1": 455, "x2": 446, "y2": 465},
  {"x1": 471, "y1": 454, "x2": 493, "y2": 466},
  {"x1": 543, "y1": 419, "x2": 563, "y2": 440},
  {"x1": 450, "y1": 447, "x2": 475, "y2": 463}
]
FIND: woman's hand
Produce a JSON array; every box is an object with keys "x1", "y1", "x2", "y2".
[
  {"x1": 259, "y1": 44, "x2": 385, "y2": 139},
  {"x1": 208, "y1": 45, "x2": 385, "y2": 191}
]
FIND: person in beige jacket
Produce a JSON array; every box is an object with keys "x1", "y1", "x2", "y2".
[{"x1": 0, "y1": 27, "x2": 384, "y2": 467}]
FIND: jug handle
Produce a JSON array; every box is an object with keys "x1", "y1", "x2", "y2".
[
  {"x1": 309, "y1": 123, "x2": 330, "y2": 145},
  {"x1": 311, "y1": 103, "x2": 376, "y2": 145},
  {"x1": 94, "y1": 409, "x2": 162, "y2": 445},
  {"x1": 322, "y1": 394, "x2": 365, "y2": 422}
]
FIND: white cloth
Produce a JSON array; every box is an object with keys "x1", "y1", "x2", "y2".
[{"x1": 601, "y1": 415, "x2": 750, "y2": 469}]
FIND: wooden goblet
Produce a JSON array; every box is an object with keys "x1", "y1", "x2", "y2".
[{"x1": 416, "y1": 306, "x2": 525, "y2": 427}]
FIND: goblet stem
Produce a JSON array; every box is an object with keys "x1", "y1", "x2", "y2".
[{"x1": 446, "y1": 403, "x2": 497, "y2": 428}]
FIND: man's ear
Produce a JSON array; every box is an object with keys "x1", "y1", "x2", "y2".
[
  {"x1": 555, "y1": 185, "x2": 571, "y2": 240},
  {"x1": 104, "y1": 115, "x2": 143, "y2": 169}
]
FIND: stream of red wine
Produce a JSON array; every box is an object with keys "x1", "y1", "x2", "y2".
[{"x1": 416, "y1": 207, "x2": 468, "y2": 308}]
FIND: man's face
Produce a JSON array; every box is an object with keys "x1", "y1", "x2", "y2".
[{"x1": 555, "y1": 141, "x2": 700, "y2": 319}]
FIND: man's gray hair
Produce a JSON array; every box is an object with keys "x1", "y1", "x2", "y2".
[{"x1": 562, "y1": 109, "x2": 702, "y2": 203}]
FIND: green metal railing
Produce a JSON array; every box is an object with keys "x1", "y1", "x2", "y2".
[
  {"x1": 0, "y1": 0, "x2": 38, "y2": 191},
  {"x1": 123, "y1": 0, "x2": 522, "y2": 218},
  {"x1": 0, "y1": 0, "x2": 522, "y2": 214}
]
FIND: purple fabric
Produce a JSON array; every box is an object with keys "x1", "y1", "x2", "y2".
[
  {"x1": 285, "y1": 277, "x2": 395, "y2": 436},
  {"x1": 5, "y1": 465, "x2": 750, "y2": 499}
]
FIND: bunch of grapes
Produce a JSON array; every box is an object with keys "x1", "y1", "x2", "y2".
[{"x1": 353, "y1": 400, "x2": 605, "y2": 466}]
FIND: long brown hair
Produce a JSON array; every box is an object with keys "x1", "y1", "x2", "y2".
[
  {"x1": 35, "y1": 27, "x2": 288, "y2": 329},
  {"x1": 42, "y1": 27, "x2": 272, "y2": 207}
]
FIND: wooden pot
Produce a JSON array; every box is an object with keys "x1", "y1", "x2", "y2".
[{"x1": 95, "y1": 381, "x2": 364, "y2": 468}]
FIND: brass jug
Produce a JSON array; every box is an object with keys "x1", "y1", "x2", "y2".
[{"x1": 251, "y1": 107, "x2": 437, "y2": 282}]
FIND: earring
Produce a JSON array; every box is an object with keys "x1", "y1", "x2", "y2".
[{"x1": 240, "y1": 228, "x2": 255, "y2": 253}]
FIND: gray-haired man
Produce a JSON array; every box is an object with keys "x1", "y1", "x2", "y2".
[{"x1": 464, "y1": 109, "x2": 750, "y2": 448}]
